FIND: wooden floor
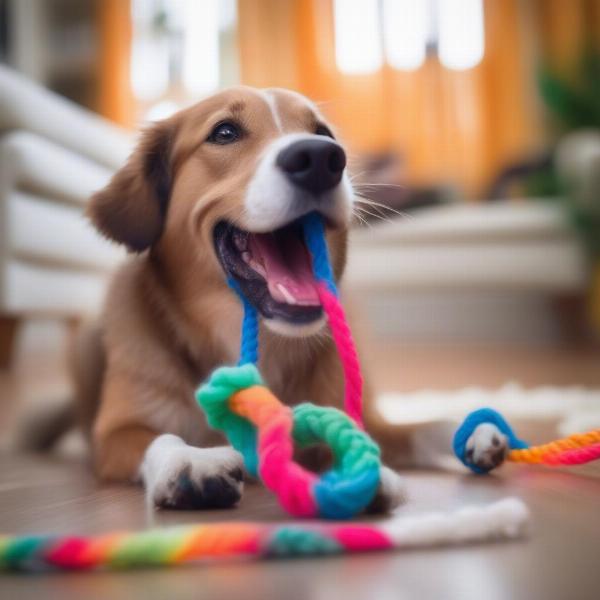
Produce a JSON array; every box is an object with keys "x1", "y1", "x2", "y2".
[
  {"x1": 1, "y1": 454, "x2": 599, "y2": 600},
  {"x1": 1, "y1": 323, "x2": 600, "y2": 599}
]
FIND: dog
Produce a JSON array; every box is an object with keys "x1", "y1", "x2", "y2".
[{"x1": 75, "y1": 86, "x2": 507, "y2": 512}]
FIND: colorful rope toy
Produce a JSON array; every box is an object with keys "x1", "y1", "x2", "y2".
[
  {"x1": 0, "y1": 498, "x2": 528, "y2": 572},
  {"x1": 0, "y1": 213, "x2": 534, "y2": 573},
  {"x1": 196, "y1": 212, "x2": 381, "y2": 519},
  {"x1": 454, "y1": 407, "x2": 600, "y2": 474}
]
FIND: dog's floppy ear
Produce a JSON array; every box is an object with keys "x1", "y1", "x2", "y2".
[{"x1": 87, "y1": 118, "x2": 176, "y2": 252}]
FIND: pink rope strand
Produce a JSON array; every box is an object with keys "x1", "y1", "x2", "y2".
[
  {"x1": 542, "y1": 442, "x2": 600, "y2": 465},
  {"x1": 317, "y1": 283, "x2": 364, "y2": 428}
]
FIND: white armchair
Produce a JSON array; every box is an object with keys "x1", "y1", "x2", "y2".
[
  {"x1": 0, "y1": 66, "x2": 131, "y2": 367},
  {"x1": 347, "y1": 201, "x2": 589, "y2": 342}
]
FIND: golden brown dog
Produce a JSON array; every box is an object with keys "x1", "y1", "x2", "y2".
[{"x1": 76, "y1": 86, "x2": 506, "y2": 511}]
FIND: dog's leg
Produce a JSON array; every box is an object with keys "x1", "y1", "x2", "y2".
[
  {"x1": 95, "y1": 426, "x2": 245, "y2": 510},
  {"x1": 411, "y1": 420, "x2": 508, "y2": 472},
  {"x1": 93, "y1": 373, "x2": 245, "y2": 510},
  {"x1": 94, "y1": 424, "x2": 158, "y2": 481},
  {"x1": 366, "y1": 465, "x2": 407, "y2": 513},
  {"x1": 141, "y1": 434, "x2": 244, "y2": 509},
  {"x1": 463, "y1": 423, "x2": 508, "y2": 472}
]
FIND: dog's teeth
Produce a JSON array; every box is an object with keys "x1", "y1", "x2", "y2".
[
  {"x1": 241, "y1": 252, "x2": 267, "y2": 279},
  {"x1": 277, "y1": 283, "x2": 297, "y2": 305},
  {"x1": 250, "y1": 260, "x2": 267, "y2": 278}
]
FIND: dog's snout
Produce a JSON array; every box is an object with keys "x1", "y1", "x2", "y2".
[{"x1": 276, "y1": 138, "x2": 346, "y2": 194}]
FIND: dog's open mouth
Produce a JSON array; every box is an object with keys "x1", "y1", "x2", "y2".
[{"x1": 213, "y1": 220, "x2": 323, "y2": 324}]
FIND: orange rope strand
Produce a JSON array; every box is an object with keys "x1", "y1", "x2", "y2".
[{"x1": 509, "y1": 429, "x2": 600, "y2": 464}]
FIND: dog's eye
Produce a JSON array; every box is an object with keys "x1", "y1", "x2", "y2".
[
  {"x1": 207, "y1": 122, "x2": 242, "y2": 145},
  {"x1": 315, "y1": 124, "x2": 334, "y2": 139}
]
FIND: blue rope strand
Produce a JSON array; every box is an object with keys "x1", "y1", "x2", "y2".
[
  {"x1": 302, "y1": 212, "x2": 338, "y2": 296},
  {"x1": 453, "y1": 407, "x2": 529, "y2": 474},
  {"x1": 226, "y1": 213, "x2": 332, "y2": 367},
  {"x1": 239, "y1": 297, "x2": 259, "y2": 366},
  {"x1": 227, "y1": 278, "x2": 259, "y2": 366}
]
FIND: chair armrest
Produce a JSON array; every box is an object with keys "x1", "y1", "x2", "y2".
[
  {"x1": 0, "y1": 131, "x2": 114, "y2": 206},
  {"x1": 0, "y1": 66, "x2": 133, "y2": 170}
]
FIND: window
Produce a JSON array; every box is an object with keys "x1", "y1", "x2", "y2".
[
  {"x1": 130, "y1": 0, "x2": 237, "y2": 120},
  {"x1": 437, "y1": 0, "x2": 485, "y2": 70},
  {"x1": 382, "y1": 0, "x2": 429, "y2": 71},
  {"x1": 333, "y1": 0, "x2": 382, "y2": 75},
  {"x1": 333, "y1": 0, "x2": 485, "y2": 74}
]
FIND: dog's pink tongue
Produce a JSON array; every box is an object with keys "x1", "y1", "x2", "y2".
[{"x1": 249, "y1": 234, "x2": 320, "y2": 306}]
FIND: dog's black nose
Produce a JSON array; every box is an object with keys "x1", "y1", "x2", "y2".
[{"x1": 276, "y1": 138, "x2": 346, "y2": 194}]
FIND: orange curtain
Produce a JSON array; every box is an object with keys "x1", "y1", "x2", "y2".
[
  {"x1": 96, "y1": 0, "x2": 134, "y2": 127},
  {"x1": 96, "y1": 0, "x2": 600, "y2": 193},
  {"x1": 237, "y1": 0, "x2": 599, "y2": 198}
]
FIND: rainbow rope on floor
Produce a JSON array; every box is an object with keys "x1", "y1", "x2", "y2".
[
  {"x1": 454, "y1": 408, "x2": 600, "y2": 474},
  {"x1": 196, "y1": 213, "x2": 377, "y2": 518},
  {"x1": 0, "y1": 499, "x2": 529, "y2": 572}
]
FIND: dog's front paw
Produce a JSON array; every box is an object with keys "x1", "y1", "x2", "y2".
[
  {"x1": 465, "y1": 423, "x2": 508, "y2": 473},
  {"x1": 141, "y1": 435, "x2": 244, "y2": 510},
  {"x1": 366, "y1": 466, "x2": 407, "y2": 514}
]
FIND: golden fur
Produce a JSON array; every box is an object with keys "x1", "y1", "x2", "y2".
[{"x1": 75, "y1": 87, "x2": 404, "y2": 486}]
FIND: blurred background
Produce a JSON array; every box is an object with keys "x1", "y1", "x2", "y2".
[{"x1": 1, "y1": 0, "x2": 600, "y2": 444}]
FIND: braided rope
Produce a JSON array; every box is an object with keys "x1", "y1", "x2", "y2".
[
  {"x1": 509, "y1": 433, "x2": 600, "y2": 465},
  {"x1": 0, "y1": 214, "x2": 535, "y2": 573},
  {"x1": 315, "y1": 284, "x2": 364, "y2": 427},
  {"x1": 231, "y1": 213, "x2": 364, "y2": 427},
  {"x1": 227, "y1": 278, "x2": 259, "y2": 366},
  {"x1": 514, "y1": 429, "x2": 600, "y2": 454},
  {"x1": 454, "y1": 408, "x2": 600, "y2": 473},
  {"x1": 238, "y1": 299, "x2": 259, "y2": 365},
  {"x1": 540, "y1": 442, "x2": 600, "y2": 465},
  {"x1": 0, "y1": 498, "x2": 529, "y2": 572},
  {"x1": 203, "y1": 213, "x2": 371, "y2": 517},
  {"x1": 302, "y1": 214, "x2": 364, "y2": 427},
  {"x1": 302, "y1": 212, "x2": 337, "y2": 295},
  {"x1": 197, "y1": 364, "x2": 380, "y2": 518},
  {"x1": 232, "y1": 214, "x2": 364, "y2": 426}
]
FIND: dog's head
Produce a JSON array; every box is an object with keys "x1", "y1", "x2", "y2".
[{"x1": 89, "y1": 87, "x2": 354, "y2": 337}]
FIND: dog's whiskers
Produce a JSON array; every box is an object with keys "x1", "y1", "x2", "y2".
[
  {"x1": 353, "y1": 199, "x2": 407, "y2": 225},
  {"x1": 354, "y1": 205, "x2": 393, "y2": 224},
  {"x1": 354, "y1": 196, "x2": 412, "y2": 221},
  {"x1": 351, "y1": 208, "x2": 370, "y2": 228},
  {"x1": 353, "y1": 181, "x2": 408, "y2": 190},
  {"x1": 348, "y1": 170, "x2": 370, "y2": 183},
  {"x1": 352, "y1": 207, "x2": 377, "y2": 229}
]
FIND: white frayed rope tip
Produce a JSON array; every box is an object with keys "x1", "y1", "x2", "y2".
[
  {"x1": 381, "y1": 497, "x2": 529, "y2": 548},
  {"x1": 483, "y1": 497, "x2": 530, "y2": 538}
]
